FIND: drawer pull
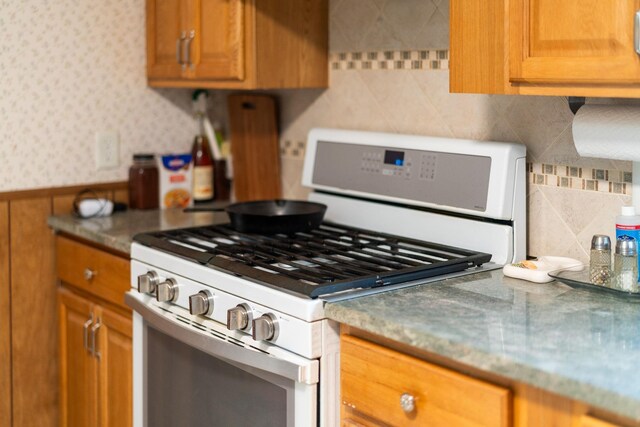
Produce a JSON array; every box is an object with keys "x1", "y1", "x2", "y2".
[
  {"x1": 399, "y1": 393, "x2": 416, "y2": 413},
  {"x1": 83, "y1": 268, "x2": 96, "y2": 281}
]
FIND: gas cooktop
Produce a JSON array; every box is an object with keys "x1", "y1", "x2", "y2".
[{"x1": 134, "y1": 222, "x2": 492, "y2": 298}]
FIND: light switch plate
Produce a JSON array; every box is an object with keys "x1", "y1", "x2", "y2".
[{"x1": 95, "y1": 131, "x2": 119, "y2": 170}]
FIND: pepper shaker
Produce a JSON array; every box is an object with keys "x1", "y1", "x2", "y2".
[
  {"x1": 613, "y1": 237, "x2": 639, "y2": 293},
  {"x1": 589, "y1": 235, "x2": 611, "y2": 286}
]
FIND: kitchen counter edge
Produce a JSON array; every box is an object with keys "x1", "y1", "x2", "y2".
[{"x1": 324, "y1": 270, "x2": 640, "y2": 422}]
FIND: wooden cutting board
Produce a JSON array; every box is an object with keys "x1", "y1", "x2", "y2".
[{"x1": 227, "y1": 94, "x2": 282, "y2": 202}]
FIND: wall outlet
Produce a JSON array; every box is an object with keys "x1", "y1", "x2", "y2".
[{"x1": 95, "y1": 131, "x2": 120, "y2": 170}]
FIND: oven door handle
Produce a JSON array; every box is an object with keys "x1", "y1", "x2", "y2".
[{"x1": 125, "y1": 292, "x2": 319, "y2": 385}]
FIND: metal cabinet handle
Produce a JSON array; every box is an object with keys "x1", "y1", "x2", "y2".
[
  {"x1": 82, "y1": 314, "x2": 94, "y2": 352},
  {"x1": 399, "y1": 393, "x2": 416, "y2": 413},
  {"x1": 176, "y1": 31, "x2": 186, "y2": 67},
  {"x1": 90, "y1": 319, "x2": 102, "y2": 360},
  {"x1": 83, "y1": 268, "x2": 96, "y2": 281},
  {"x1": 183, "y1": 30, "x2": 195, "y2": 68},
  {"x1": 635, "y1": 11, "x2": 640, "y2": 55}
]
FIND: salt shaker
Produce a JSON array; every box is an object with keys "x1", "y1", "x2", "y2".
[
  {"x1": 589, "y1": 235, "x2": 611, "y2": 286},
  {"x1": 613, "y1": 237, "x2": 639, "y2": 293}
]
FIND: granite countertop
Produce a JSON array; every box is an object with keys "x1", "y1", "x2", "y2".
[
  {"x1": 325, "y1": 270, "x2": 640, "y2": 421},
  {"x1": 48, "y1": 209, "x2": 640, "y2": 420},
  {"x1": 47, "y1": 204, "x2": 229, "y2": 254}
]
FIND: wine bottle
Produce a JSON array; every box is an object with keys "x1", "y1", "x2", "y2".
[{"x1": 191, "y1": 115, "x2": 214, "y2": 203}]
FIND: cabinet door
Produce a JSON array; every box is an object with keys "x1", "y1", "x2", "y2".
[
  {"x1": 510, "y1": 0, "x2": 640, "y2": 84},
  {"x1": 58, "y1": 289, "x2": 97, "y2": 427},
  {"x1": 147, "y1": 0, "x2": 189, "y2": 79},
  {"x1": 96, "y1": 306, "x2": 132, "y2": 427},
  {"x1": 190, "y1": 0, "x2": 245, "y2": 81}
]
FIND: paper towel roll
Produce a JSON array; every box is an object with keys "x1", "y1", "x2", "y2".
[{"x1": 573, "y1": 104, "x2": 640, "y2": 161}]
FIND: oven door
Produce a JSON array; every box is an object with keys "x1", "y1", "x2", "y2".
[{"x1": 125, "y1": 292, "x2": 319, "y2": 427}]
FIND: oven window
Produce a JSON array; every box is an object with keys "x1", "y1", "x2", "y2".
[{"x1": 147, "y1": 326, "x2": 288, "y2": 427}]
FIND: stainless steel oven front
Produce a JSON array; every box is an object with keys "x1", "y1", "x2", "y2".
[{"x1": 126, "y1": 292, "x2": 320, "y2": 427}]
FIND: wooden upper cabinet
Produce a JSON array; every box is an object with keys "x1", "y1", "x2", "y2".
[
  {"x1": 191, "y1": 0, "x2": 245, "y2": 81},
  {"x1": 146, "y1": 0, "x2": 328, "y2": 89},
  {"x1": 450, "y1": 0, "x2": 516, "y2": 95},
  {"x1": 451, "y1": 0, "x2": 640, "y2": 96},
  {"x1": 147, "y1": 0, "x2": 187, "y2": 79},
  {"x1": 510, "y1": 0, "x2": 640, "y2": 85}
]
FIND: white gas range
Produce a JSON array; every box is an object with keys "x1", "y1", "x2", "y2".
[{"x1": 126, "y1": 128, "x2": 526, "y2": 427}]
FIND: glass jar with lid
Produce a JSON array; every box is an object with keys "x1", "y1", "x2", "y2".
[
  {"x1": 128, "y1": 154, "x2": 159, "y2": 210},
  {"x1": 613, "y1": 237, "x2": 639, "y2": 292},
  {"x1": 589, "y1": 235, "x2": 611, "y2": 286}
]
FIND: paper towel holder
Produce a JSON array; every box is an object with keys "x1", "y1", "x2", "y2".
[{"x1": 568, "y1": 97, "x2": 586, "y2": 115}]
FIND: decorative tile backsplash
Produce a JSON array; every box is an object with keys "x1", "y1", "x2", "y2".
[
  {"x1": 280, "y1": 141, "x2": 306, "y2": 159},
  {"x1": 330, "y1": 50, "x2": 449, "y2": 71},
  {"x1": 529, "y1": 163, "x2": 632, "y2": 195}
]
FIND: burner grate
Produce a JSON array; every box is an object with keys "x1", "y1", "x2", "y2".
[{"x1": 134, "y1": 222, "x2": 492, "y2": 298}]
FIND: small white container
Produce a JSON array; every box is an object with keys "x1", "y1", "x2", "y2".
[{"x1": 503, "y1": 256, "x2": 583, "y2": 283}]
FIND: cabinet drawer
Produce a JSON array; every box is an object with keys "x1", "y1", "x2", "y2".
[
  {"x1": 56, "y1": 236, "x2": 130, "y2": 308},
  {"x1": 341, "y1": 335, "x2": 511, "y2": 427}
]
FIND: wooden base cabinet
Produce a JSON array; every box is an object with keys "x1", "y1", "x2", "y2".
[
  {"x1": 58, "y1": 290, "x2": 97, "y2": 427},
  {"x1": 58, "y1": 288, "x2": 132, "y2": 427},
  {"x1": 98, "y1": 307, "x2": 133, "y2": 427},
  {"x1": 340, "y1": 332, "x2": 638, "y2": 427},
  {"x1": 56, "y1": 234, "x2": 132, "y2": 427},
  {"x1": 146, "y1": 0, "x2": 328, "y2": 89},
  {"x1": 341, "y1": 335, "x2": 511, "y2": 427}
]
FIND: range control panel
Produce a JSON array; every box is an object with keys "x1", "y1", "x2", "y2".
[
  {"x1": 313, "y1": 141, "x2": 491, "y2": 212},
  {"x1": 361, "y1": 150, "x2": 438, "y2": 181}
]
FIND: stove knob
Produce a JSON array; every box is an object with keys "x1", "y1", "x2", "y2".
[
  {"x1": 156, "y1": 278, "x2": 179, "y2": 303},
  {"x1": 227, "y1": 303, "x2": 252, "y2": 331},
  {"x1": 137, "y1": 271, "x2": 160, "y2": 295},
  {"x1": 251, "y1": 313, "x2": 279, "y2": 342},
  {"x1": 189, "y1": 291, "x2": 213, "y2": 316}
]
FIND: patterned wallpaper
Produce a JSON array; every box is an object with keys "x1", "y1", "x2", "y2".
[{"x1": 0, "y1": 0, "x2": 195, "y2": 192}]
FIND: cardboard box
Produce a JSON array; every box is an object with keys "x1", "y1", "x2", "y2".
[{"x1": 159, "y1": 154, "x2": 193, "y2": 209}]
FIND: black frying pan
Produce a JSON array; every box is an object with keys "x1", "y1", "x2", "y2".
[{"x1": 184, "y1": 200, "x2": 327, "y2": 234}]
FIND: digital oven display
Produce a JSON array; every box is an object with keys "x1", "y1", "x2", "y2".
[{"x1": 384, "y1": 150, "x2": 405, "y2": 166}]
